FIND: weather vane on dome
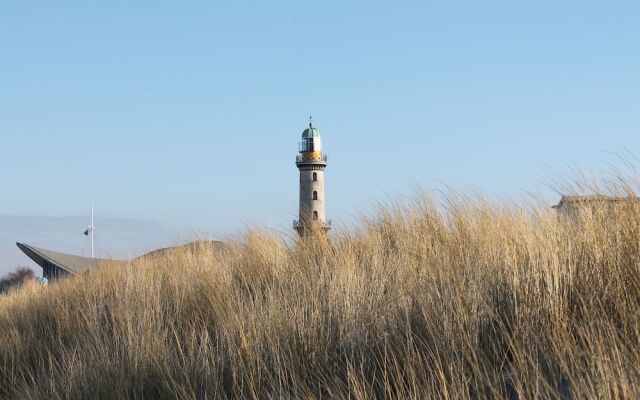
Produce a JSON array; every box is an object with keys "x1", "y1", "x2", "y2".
[{"x1": 309, "y1": 115, "x2": 313, "y2": 129}]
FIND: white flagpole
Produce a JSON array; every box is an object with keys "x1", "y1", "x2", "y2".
[
  {"x1": 88, "y1": 204, "x2": 95, "y2": 259},
  {"x1": 91, "y1": 204, "x2": 94, "y2": 258}
]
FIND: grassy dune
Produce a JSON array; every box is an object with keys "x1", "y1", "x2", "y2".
[{"x1": 1, "y1": 193, "x2": 639, "y2": 399}]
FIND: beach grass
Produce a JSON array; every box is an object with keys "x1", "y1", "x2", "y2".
[{"x1": 1, "y1": 190, "x2": 639, "y2": 399}]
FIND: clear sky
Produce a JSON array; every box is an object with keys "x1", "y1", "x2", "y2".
[{"x1": 1, "y1": 1, "x2": 639, "y2": 273}]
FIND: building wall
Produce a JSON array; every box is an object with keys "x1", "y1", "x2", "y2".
[
  {"x1": 42, "y1": 261, "x2": 70, "y2": 280},
  {"x1": 299, "y1": 168, "x2": 326, "y2": 222},
  {"x1": 555, "y1": 203, "x2": 579, "y2": 221}
]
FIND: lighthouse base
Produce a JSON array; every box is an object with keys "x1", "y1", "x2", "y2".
[{"x1": 293, "y1": 219, "x2": 331, "y2": 237}]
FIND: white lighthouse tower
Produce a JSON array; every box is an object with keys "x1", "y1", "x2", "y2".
[{"x1": 294, "y1": 117, "x2": 331, "y2": 236}]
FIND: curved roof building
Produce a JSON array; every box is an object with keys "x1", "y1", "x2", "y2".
[
  {"x1": 16, "y1": 240, "x2": 226, "y2": 281},
  {"x1": 16, "y1": 242, "x2": 106, "y2": 279}
]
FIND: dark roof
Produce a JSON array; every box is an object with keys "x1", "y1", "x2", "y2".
[
  {"x1": 16, "y1": 242, "x2": 106, "y2": 275},
  {"x1": 17, "y1": 240, "x2": 225, "y2": 275},
  {"x1": 552, "y1": 195, "x2": 635, "y2": 209}
]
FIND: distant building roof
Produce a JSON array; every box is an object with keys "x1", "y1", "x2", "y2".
[
  {"x1": 552, "y1": 195, "x2": 634, "y2": 209},
  {"x1": 16, "y1": 242, "x2": 106, "y2": 275}
]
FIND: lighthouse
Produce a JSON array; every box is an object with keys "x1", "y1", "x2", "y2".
[{"x1": 294, "y1": 118, "x2": 331, "y2": 236}]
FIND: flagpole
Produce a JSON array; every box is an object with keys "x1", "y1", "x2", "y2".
[
  {"x1": 84, "y1": 205, "x2": 96, "y2": 258},
  {"x1": 90, "y1": 204, "x2": 95, "y2": 259}
]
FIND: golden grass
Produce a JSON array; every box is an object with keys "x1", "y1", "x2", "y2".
[{"x1": 1, "y1": 193, "x2": 639, "y2": 399}]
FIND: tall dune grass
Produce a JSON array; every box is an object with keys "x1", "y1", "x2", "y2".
[{"x1": 1, "y1": 192, "x2": 639, "y2": 399}]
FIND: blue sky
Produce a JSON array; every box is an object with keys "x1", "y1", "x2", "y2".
[{"x1": 1, "y1": 1, "x2": 639, "y2": 273}]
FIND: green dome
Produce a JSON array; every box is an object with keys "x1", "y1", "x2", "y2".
[
  {"x1": 302, "y1": 117, "x2": 321, "y2": 138},
  {"x1": 302, "y1": 127, "x2": 320, "y2": 138}
]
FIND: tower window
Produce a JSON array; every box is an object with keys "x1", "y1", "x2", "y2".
[
  {"x1": 313, "y1": 191, "x2": 318, "y2": 200},
  {"x1": 313, "y1": 211, "x2": 318, "y2": 220},
  {"x1": 312, "y1": 172, "x2": 317, "y2": 181}
]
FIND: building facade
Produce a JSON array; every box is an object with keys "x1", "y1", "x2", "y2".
[{"x1": 552, "y1": 195, "x2": 636, "y2": 221}]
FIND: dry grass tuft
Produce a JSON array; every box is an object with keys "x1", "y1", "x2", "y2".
[{"x1": 1, "y1": 192, "x2": 639, "y2": 399}]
